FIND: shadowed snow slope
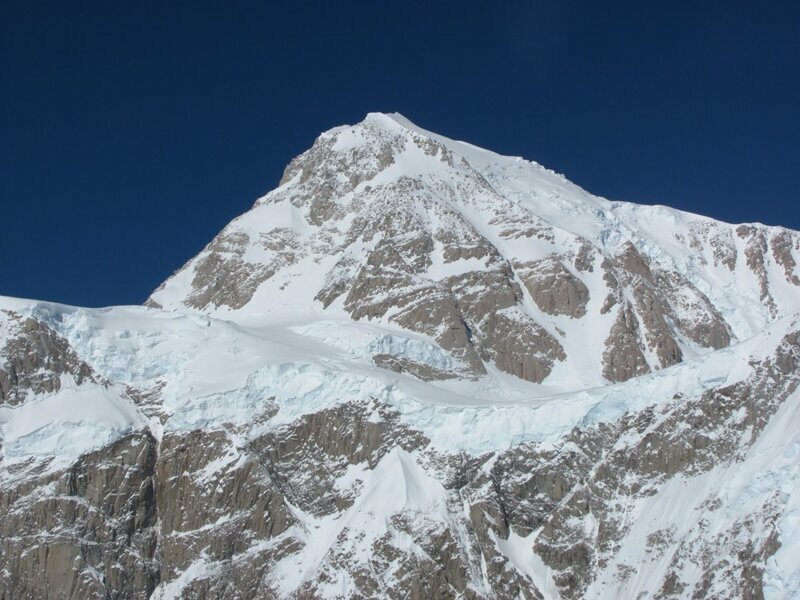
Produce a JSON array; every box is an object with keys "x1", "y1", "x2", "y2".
[{"x1": 1, "y1": 114, "x2": 799, "y2": 599}]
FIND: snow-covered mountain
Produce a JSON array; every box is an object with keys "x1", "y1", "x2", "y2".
[{"x1": 1, "y1": 113, "x2": 799, "y2": 599}]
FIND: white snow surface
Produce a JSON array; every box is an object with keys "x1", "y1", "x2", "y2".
[
  {"x1": 0, "y1": 380, "x2": 143, "y2": 463},
  {"x1": 1, "y1": 296, "x2": 795, "y2": 462},
  {"x1": 269, "y1": 447, "x2": 448, "y2": 595}
]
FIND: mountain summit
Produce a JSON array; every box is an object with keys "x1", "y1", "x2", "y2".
[
  {"x1": 151, "y1": 112, "x2": 794, "y2": 386},
  {"x1": 2, "y1": 114, "x2": 799, "y2": 598}
]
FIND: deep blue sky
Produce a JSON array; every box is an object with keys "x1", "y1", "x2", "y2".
[{"x1": 2, "y1": 1, "x2": 799, "y2": 307}]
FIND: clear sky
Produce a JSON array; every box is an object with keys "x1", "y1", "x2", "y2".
[{"x1": 2, "y1": 1, "x2": 799, "y2": 307}]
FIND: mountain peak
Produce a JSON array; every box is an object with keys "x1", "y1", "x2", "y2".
[
  {"x1": 3, "y1": 115, "x2": 800, "y2": 598},
  {"x1": 147, "y1": 116, "x2": 800, "y2": 391},
  {"x1": 362, "y1": 111, "x2": 415, "y2": 128},
  {"x1": 320, "y1": 112, "x2": 492, "y2": 172},
  {"x1": 359, "y1": 112, "x2": 444, "y2": 142}
]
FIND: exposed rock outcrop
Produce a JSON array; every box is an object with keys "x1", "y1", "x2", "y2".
[
  {"x1": 515, "y1": 257, "x2": 590, "y2": 318},
  {"x1": 0, "y1": 432, "x2": 159, "y2": 599},
  {"x1": 0, "y1": 311, "x2": 95, "y2": 405}
]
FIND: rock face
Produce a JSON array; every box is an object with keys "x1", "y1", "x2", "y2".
[
  {"x1": 2, "y1": 113, "x2": 800, "y2": 599},
  {"x1": 0, "y1": 311, "x2": 95, "y2": 405},
  {"x1": 1, "y1": 431, "x2": 159, "y2": 599},
  {"x1": 515, "y1": 257, "x2": 590, "y2": 318}
]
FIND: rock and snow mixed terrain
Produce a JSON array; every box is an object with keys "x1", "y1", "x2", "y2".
[{"x1": 1, "y1": 113, "x2": 799, "y2": 599}]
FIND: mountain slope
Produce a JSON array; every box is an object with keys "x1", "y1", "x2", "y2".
[{"x1": 1, "y1": 113, "x2": 799, "y2": 599}]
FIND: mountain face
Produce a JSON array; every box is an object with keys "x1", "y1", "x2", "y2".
[{"x1": 1, "y1": 113, "x2": 799, "y2": 599}]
